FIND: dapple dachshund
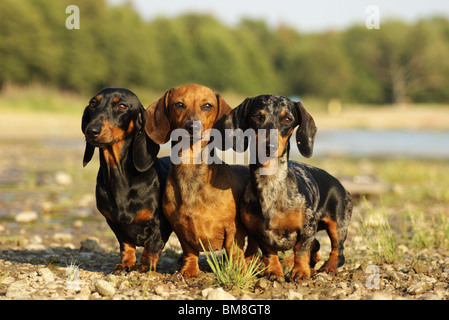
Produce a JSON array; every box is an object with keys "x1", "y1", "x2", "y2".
[{"x1": 220, "y1": 95, "x2": 352, "y2": 281}]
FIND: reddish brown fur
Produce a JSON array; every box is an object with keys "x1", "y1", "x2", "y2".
[
  {"x1": 269, "y1": 210, "x2": 304, "y2": 233},
  {"x1": 118, "y1": 243, "x2": 137, "y2": 269},
  {"x1": 263, "y1": 250, "x2": 284, "y2": 280},
  {"x1": 97, "y1": 120, "x2": 135, "y2": 167},
  {"x1": 139, "y1": 250, "x2": 159, "y2": 271},
  {"x1": 146, "y1": 84, "x2": 251, "y2": 278},
  {"x1": 318, "y1": 217, "x2": 339, "y2": 274},
  {"x1": 134, "y1": 208, "x2": 154, "y2": 222}
]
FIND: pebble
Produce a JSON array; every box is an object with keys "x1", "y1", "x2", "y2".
[
  {"x1": 287, "y1": 290, "x2": 303, "y2": 300},
  {"x1": 37, "y1": 267, "x2": 55, "y2": 283},
  {"x1": 202, "y1": 288, "x2": 236, "y2": 300},
  {"x1": 52, "y1": 232, "x2": 73, "y2": 242},
  {"x1": 24, "y1": 243, "x2": 46, "y2": 250},
  {"x1": 154, "y1": 284, "x2": 166, "y2": 295},
  {"x1": 239, "y1": 293, "x2": 254, "y2": 300},
  {"x1": 73, "y1": 220, "x2": 84, "y2": 230},
  {"x1": 55, "y1": 171, "x2": 72, "y2": 186},
  {"x1": 94, "y1": 279, "x2": 116, "y2": 297},
  {"x1": 255, "y1": 278, "x2": 269, "y2": 290},
  {"x1": 367, "y1": 292, "x2": 393, "y2": 300},
  {"x1": 407, "y1": 281, "x2": 431, "y2": 295},
  {"x1": 80, "y1": 238, "x2": 100, "y2": 252},
  {"x1": 15, "y1": 210, "x2": 38, "y2": 223},
  {"x1": 6, "y1": 280, "x2": 30, "y2": 298}
]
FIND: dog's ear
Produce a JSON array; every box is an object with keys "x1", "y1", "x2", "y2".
[
  {"x1": 294, "y1": 101, "x2": 317, "y2": 158},
  {"x1": 133, "y1": 105, "x2": 160, "y2": 172},
  {"x1": 81, "y1": 106, "x2": 95, "y2": 167},
  {"x1": 81, "y1": 106, "x2": 90, "y2": 134},
  {"x1": 214, "y1": 93, "x2": 232, "y2": 123},
  {"x1": 215, "y1": 97, "x2": 253, "y2": 151},
  {"x1": 83, "y1": 143, "x2": 95, "y2": 167},
  {"x1": 145, "y1": 89, "x2": 173, "y2": 144},
  {"x1": 226, "y1": 97, "x2": 253, "y2": 131}
]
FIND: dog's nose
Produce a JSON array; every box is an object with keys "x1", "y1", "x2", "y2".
[
  {"x1": 184, "y1": 121, "x2": 197, "y2": 135},
  {"x1": 86, "y1": 124, "x2": 102, "y2": 139}
]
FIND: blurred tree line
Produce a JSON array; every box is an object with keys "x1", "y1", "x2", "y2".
[{"x1": 1, "y1": 0, "x2": 449, "y2": 104}]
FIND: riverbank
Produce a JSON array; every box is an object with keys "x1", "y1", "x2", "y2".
[{"x1": 1, "y1": 104, "x2": 448, "y2": 300}]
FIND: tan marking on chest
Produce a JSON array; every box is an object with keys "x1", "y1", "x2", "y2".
[
  {"x1": 269, "y1": 210, "x2": 304, "y2": 233},
  {"x1": 133, "y1": 208, "x2": 154, "y2": 223}
]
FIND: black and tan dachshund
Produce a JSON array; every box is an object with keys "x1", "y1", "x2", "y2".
[
  {"x1": 220, "y1": 95, "x2": 353, "y2": 281},
  {"x1": 82, "y1": 88, "x2": 171, "y2": 274}
]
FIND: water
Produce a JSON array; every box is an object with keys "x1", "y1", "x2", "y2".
[{"x1": 309, "y1": 129, "x2": 449, "y2": 159}]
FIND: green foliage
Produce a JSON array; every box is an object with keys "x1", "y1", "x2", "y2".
[
  {"x1": 358, "y1": 199, "x2": 400, "y2": 264},
  {"x1": 1, "y1": 0, "x2": 449, "y2": 103},
  {"x1": 199, "y1": 239, "x2": 265, "y2": 291}
]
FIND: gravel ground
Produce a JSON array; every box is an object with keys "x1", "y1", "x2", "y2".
[
  {"x1": 1, "y1": 115, "x2": 449, "y2": 301},
  {"x1": 1, "y1": 232, "x2": 449, "y2": 301}
]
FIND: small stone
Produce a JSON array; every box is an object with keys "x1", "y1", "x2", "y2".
[
  {"x1": 80, "y1": 238, "x2": 100, "y2": 252},
  {"x1": 118, "y1": 281, "x2": 130, "y2": 291},
  {"x1": 52, "y1": 232, "x2": 73, "y2": 242},
  {"x1": 367, "y1": 292, "x2": 393, "y2": 300},
  {"x1": 73, "y1": 293, "x2": 90, "y2": 300},
  {"x1": 255, "y1": 278, "x2": 269, "y2": 290},
  {"x1": 73, "y1": 220, "x2": 83, "y2": 230},
  {"x1": 154, "y1": 284, "x2": 166, "y2": 295},
  {"x1": 407, "y1": 281, "x2": 430, "y2": 295},
  {"x1": 287, "y1": 290, "x2": 303, "y2": 300},
  {"x1": 202, "y1": 287, "x2": 236, "y2": 300},
  {"x1": 30, "y1": 235, "x2": 43, "y2": 244},
  {"x1": 55, "y1": 171, "x2": 72, "y2": 186},
  {"x1": 79, "y1": 285, "x2": 92, "y2": 296},
  {"x1": 239, "y1": 293, "x2": 253, "y2": 300},
  {"x1": 6, "y1": 280, "x2": 29, "y2": 298},
  {"x1": 15, "y1": 210, "x2": 38, "y2": 223},
  {"x1": 24, "y1": 243, "x2": 46, "y2": 250},
  {"x1": 95, "y1": 279, "x2": 116, "y2": 297},
  {"x1": 105, "y1": 274, "x2": 118, "y2": 283},
  {"x1": 413, "y1": 262, "x2": 429, "y2": 274},
  {"x1": 37, "y1": 267, "x2": 55, "y2": 282},
  {"x1": 78, "y1": 194, "x2": 95, "y2": 208}
]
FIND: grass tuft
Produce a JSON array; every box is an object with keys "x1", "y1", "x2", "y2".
[
  {"x1": 358, "y1": 198, "x2": 400, "y2": 264},
  {"x1": 199, "y1": 239, "x2": 265, "y2": 292}
]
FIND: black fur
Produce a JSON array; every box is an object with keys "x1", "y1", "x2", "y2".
[{"x1": 82, "y1": 88, "x2": 171, "y2": 273}]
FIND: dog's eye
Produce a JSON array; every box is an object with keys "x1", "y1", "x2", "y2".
[
  {"x1": 201, "y1": 103, "x2": 214, "y2": 111},
  {"x1": 89, "y1": 101, "x2": 96, "y2": 109},
  {"x1": 282, "y1": 116, "x2": 293, "y2": 124},
  {"x1": 174, "y1": 102, "x2": 185, "y2": 110},
  {"x1": 252, "y1": 114, "x2": 262, "y2": 122},
  {"x1": 117, "y1": 103, "x2": 127, "y2": 111}
]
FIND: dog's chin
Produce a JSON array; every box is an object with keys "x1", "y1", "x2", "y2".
[{"x1": 85, "y1": 138, "x2": 119, "y2": 147}]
